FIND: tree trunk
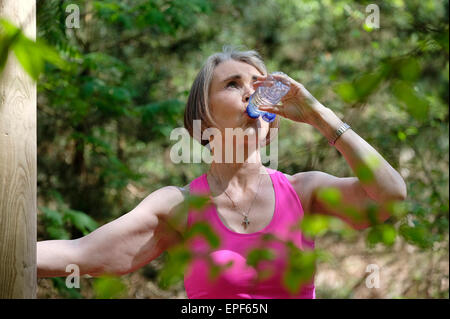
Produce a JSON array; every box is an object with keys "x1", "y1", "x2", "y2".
[{"x1": 0, "y1": 0, "x2": 36, "y2": 298}]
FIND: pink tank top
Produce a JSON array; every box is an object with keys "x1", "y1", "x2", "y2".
[{"x1": 183, "y1": 167, "x2": 315, "y2": 299}]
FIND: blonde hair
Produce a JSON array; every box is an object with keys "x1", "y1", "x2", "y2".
[{"x1": 183, "y1": 46, "x2": 280, "y2": 148}]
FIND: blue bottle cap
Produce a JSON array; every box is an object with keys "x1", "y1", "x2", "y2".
[{"x1": 246, "y1": 95, "x2": 277, "y2": 122}]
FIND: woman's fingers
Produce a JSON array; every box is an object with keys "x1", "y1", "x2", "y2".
[
  {"x1": 253, "y1": 74, "x2": 291, "y2": 92},
  {"x1": 252, "y1": 81, "x2": 274, "y2": 90},
  {"x1": 258, "y1": 105, "x2": 281, "y2": 114},
  {"x1": 269, "y1": 73, "x2": 291, "y2": 86}
]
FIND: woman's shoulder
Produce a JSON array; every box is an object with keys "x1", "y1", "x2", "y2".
[
  {"x1": 277, "y1": 170, "x2": 309, "y2": 183},
  {"x1": 150, "y1": 185, "x2": 191, "y2": 233},
  {"x1": 279, "y1": 170, "x2": 319, "y2": 214},
  {"x1": 152, "y1": 185, "x2": 189, "y2": 214}
]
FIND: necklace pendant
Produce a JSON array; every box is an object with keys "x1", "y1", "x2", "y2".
[{"x1": 242, "y1": 216, "x2": 250, "y2": 229}]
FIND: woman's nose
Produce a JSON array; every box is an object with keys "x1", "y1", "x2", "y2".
[{"x1": 243, "y1": 86, "x2": 254, "y2": 103}]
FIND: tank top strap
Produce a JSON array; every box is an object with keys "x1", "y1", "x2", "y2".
[
  {"x1": 189, "y1": 173, "x2": 209, "y2": 196},
  {"x1": 186, "y1": 173, "x2": 212, "y2": 227},
  {"x1": 271, "y1": 169, "x2": 315, "y2": 249},
  {"x1": 266, "y1": 168, "x2": 305, "y2": 219}
]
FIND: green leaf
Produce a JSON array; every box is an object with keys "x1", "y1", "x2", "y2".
[
  {"x1": 380, "y1": 224, "x2": 397, "y2": 246},
  {"x1": 186, "y1": 194, "x2": 211, "y2": 210},
  {"x1": 40, "y1": 207, "x2": 71, "y2": 239},
  {"x1": 93, "y1": 275, "x2": 127, "y2": 299},
  {"x1": 208, "y1": 262, "x2": 222, "y2": 281},
  {"x1": 397, "y1": 131, "x2": 407, "y2": 141},
  {"x1": 51, "y1": 278, "x2": 82, "y2": 299},
  {"x1": 0, "y1": 19, "x2": 22, "y2": 73},
  {"x1": 1, "y1": 18, "x2": 67, "y2": 79},
  {"x1": 342, "y1": 205, "x2": 364, "y2": 221},
  {"x1": 391, "y1": 80, "x2": 429, "y2": 121},
  {"x1": 335, "y1": 67, "x2": 387, "y2": 104},
  {"x1": 300, "y1": 215, "x2": 330, "y2": 237},
  {"x1": 356, "y1": 163, "x2": 374, "y2": 183},
  {"x1": 367, "y1": 224, "x2": 397, "y2": 247},
  {"x1": 353, "y1": 71, "x2": 384, "y2": 101},
  {"x1": 13, "y1": 34, "x2": 45, "y2": 80},
  {"x1": 363, "y1": 23, "x2": 374, "y2": 33},
  {"x1": 366, "y1": 202, "x2": 380, "y2": 226},
  {"x1": 184, "y1": 221, "x2": 220, "y2": 248},
  {"x1": 335, "y1": 82, "x2": 358, "y2": 103},
  {"x1": 435, "y1": 29, "x2": 449, "y2": 53},
  {"x1": 35, "y1": 38, "x2": 68, "y2": 70},
  {"x1": 246, "y1": 248, "x2": 275, "y2": 267},
  {"x1": 316, "y1": 187, "x2": 342, "y2": 206},
  {"x1": 63, "y1": 209, "x2": 99, "y2": 235},
  {"x1": 399, "y1": 222, "x2": 433, "y2": 249},
  {"x1": 355, "y1": 154, "x2": 380, "y2": 183},
  {"x1": 40, "y1": 207, "x2": 64, "y2": 227},
  {"x1": 46, "y1": 226, "x2": 71, "y2": 240},
  {"x1": 398, "y1": 58, "x2": 421, "y2": 82},
  {"x1": 158, "y1": 246, "x2": 192, "y2": 289},
  {"x1": 301, "y1": 214, "x2": 355, "y2": 238},
  {"x1": 385, "y1": 201, "x2": 409, "y2": 219},
  {"x1": 283, "y1": 246, "x2": 317, "y2": 294}
]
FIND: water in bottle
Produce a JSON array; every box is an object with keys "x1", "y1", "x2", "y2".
[{"x1": 246, "y1": 71, "x2": 290, "y2": 122}]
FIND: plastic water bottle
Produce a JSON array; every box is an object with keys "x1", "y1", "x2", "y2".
[{"x1": 246, "y1": 71, "x2": 290, "y2": 122}]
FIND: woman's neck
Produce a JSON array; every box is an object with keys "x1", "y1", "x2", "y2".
[{"x1": 207, "y1": 149, "x2": 266, "y2": 192}]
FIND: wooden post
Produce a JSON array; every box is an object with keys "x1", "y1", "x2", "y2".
[{"x1": 0, "y1": 0, "x2": 36, "y2": 298}]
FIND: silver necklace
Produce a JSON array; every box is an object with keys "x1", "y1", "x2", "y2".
[{"x1": 209, "y1": 172, "x2": 263, "y2": 229}]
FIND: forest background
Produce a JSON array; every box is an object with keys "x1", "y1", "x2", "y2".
[{"x1": 1, "y1": 0, "x2": 448, "y2": 298}]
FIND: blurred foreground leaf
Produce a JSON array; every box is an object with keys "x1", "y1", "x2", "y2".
[
  {"x1": 93, "y1": 275, "x2": 127, "y2": 299},
  {"x1": 0, "y1": 18, "x2": 67, "y2": 80},
  {"x1": 157, "y1": 245, "x2": 192, "y2": 289},
  {"x1": 366, "y1": 224, "x2": 397, "y2": 247},
  {"x1": 391, "y1": 80, "x2": 429, "y2": 122}
]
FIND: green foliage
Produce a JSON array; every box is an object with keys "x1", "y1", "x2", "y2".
[
  {"x1": 355, "y1": 155, "x2": 380, "y2": 184},
  {"x1": 0, "y1": 19, "x2": 21, "y2": 72},
  {"x1": 282, "y1": 243, "x2": 327, "y2": 295},
  {"x1": 157, "y1": 245, "x2": 192, "y2": 290},
  {"x1": 157, "y1": 218, "x2": 220, "y2": 289},
  {"x1": 335, "y1": 67, "x2": 387, "y2": 104},
  {"x1": 366, "y1": 224, "x2": 397, "y2": 247},
  {"x1": 184, "y1": 221, "x2": 220, "y2": 249},
  {"x1": 0, "y1": 18, "x2": 66, "y2": 80},
  {"x1": 50, "y1": 278, "x2": 83, "y2": 299},
  {"x1": 246, "y1": 248, "x2": 276, "y2": 267},
  {"x1": 0, "y1": 0, "x2": 442, "y2": 298},
  {"x1": 300, "y1": 214, "x2": 355, "y2": 239},
  {"x1": 185, "y1": 194, "x2": 211, "y2": 210},
  {"x1": 63, "y1": 209, "x2": 99, "y2": 236},
  {"x1": 39, "y1": 191, "x2": 98, "y2": 239},
  {"x1": 92, "y1": 275, "x2": 127, "y2": 299},
  {"x1": 316, "y1": 187, "x2": 342, "y2": 206},
  {"x1": 399, "y1": 220, "x2": 440, "y2": 249},
  {"x1": 391, "y1": 80, "x2": 430, "y2": 121}
]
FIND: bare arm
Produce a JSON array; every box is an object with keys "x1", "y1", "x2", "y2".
[{"x1": 37, "y1": 185, "x2": 189, "y2": 278}]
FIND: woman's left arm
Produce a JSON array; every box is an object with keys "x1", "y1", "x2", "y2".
[
  {"x1": 305, "y1": 105, "x2": 407, "y2": 202},
  {"x1": 256, "y1": 73, "x2": 407, "y2": 226}
]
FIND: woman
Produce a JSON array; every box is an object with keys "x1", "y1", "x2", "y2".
[{"x1": 37, "y1": 47, "x2": 407, "y2": 299}]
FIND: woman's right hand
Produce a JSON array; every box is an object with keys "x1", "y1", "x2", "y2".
[{"x1": 37, "y1": 185, "x2": 189, "y2": 278}]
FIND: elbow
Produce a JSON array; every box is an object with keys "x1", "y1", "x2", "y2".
[
  {"x1": 392, "y1": 180, "x2": 408, "y2": 201},
  {"x1": 392, "y1": 179, "x2": 408, "y2": 201},
  {"x1": 389, "y1": 190, "x2": 407, "y2": 202},
  {"x1": 399, "y1": 185, "x2": 407, "y2": 201},
  {"x1": 380, "y1": 186, "x2": 408, "y2": 203}
]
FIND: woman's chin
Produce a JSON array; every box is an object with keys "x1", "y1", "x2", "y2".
[{"x1": 234, "y1": 117, "x2": 268, "y2": 146}]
